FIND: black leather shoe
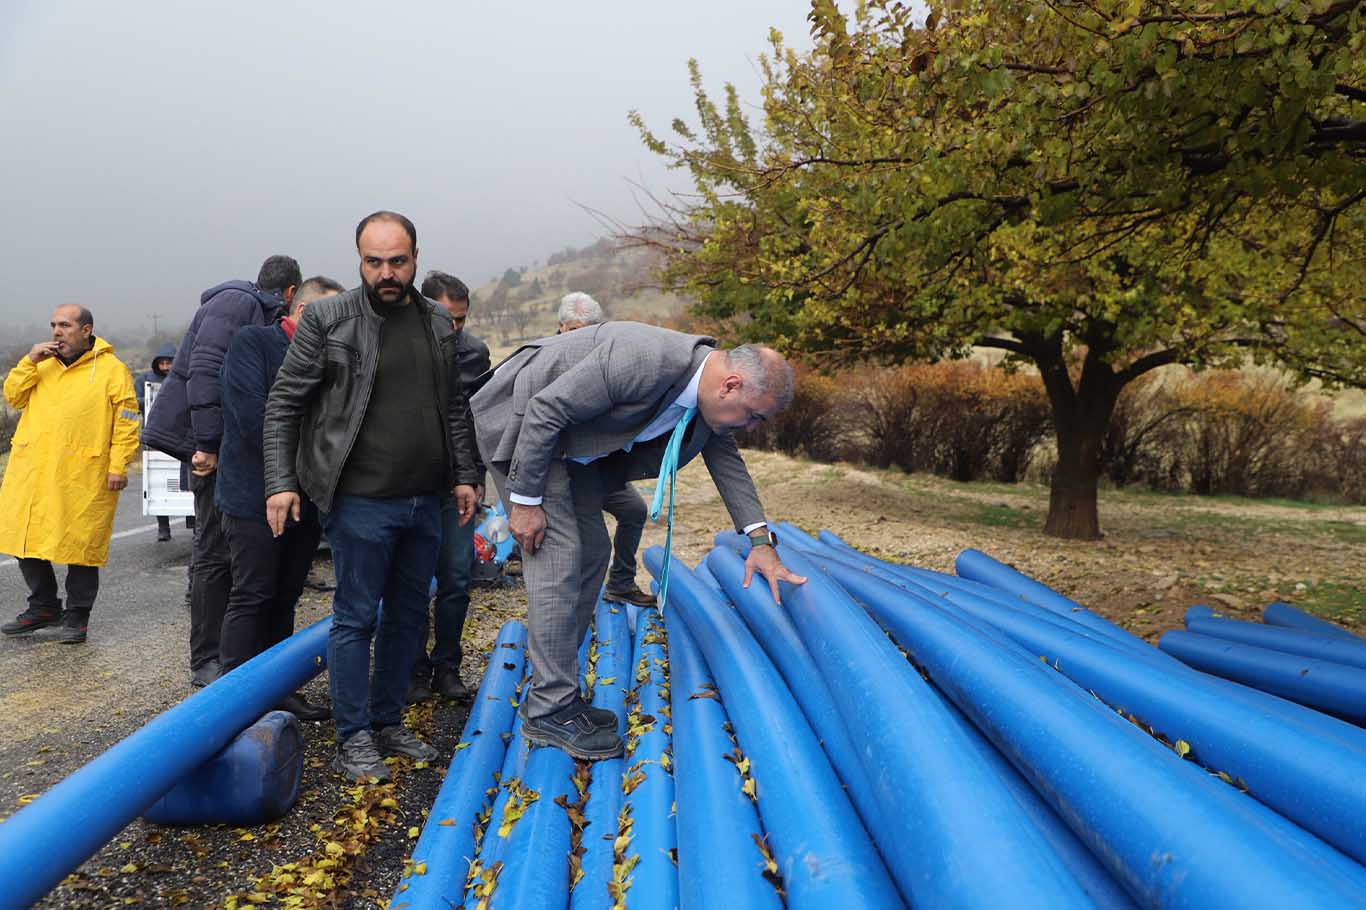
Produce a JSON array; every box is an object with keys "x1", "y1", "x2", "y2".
[
  {"x1": 407, "y1": 674, "x2": 434, "y2": 704},
  {"x1": 603, "y1": 584, "x2": 657, "y2": 607},
  {"x1": 434, "y1": 668, "x2": 471, "y2": 701},
  {"x1": 277, "y1": 692, "x2": 331, "y2": 722},
  {"x1": 190, "y1": 660, "x2": 221, "y2": 689}
]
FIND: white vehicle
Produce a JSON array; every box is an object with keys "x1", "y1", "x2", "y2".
[{"x1": 141, "y1": 382, "x2": 193, "y2": 518}]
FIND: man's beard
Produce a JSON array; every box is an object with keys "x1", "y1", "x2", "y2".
[
  {"x1": 362, "y1": 273, "x2": 412, "y2": 309},
  {"x1": 56, "y1": 337, "x2": 91, "y2": 365}
]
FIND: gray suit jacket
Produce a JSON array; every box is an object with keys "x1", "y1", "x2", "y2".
[{"x1": 469, "y1": 322, "x2": 765, "y2": 531}]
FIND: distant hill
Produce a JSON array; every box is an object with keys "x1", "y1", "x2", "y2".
[{"x1": 466, "y1": 239, "x2": 691, "y2": 359}]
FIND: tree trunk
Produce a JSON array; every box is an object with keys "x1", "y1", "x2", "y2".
[
  {"x1": 1045, "y1": 416, "x2": 1109, "y2": 539},
  {"x1": 1026, "y1": 328, "x2": 1124, "y2": 540}
]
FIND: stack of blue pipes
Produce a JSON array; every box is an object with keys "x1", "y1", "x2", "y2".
[
  {"x1": 1161, "y1": 601, "x2": 1366, "y2": 725},
  {"x1": 392, "y1": 527, "x2": 1366, "y2": 909}
]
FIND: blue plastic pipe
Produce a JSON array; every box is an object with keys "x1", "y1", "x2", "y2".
[
  {"x1": 1187, "y1": 615, "x2": 1366, "y2": 670},
  {"x1": 818, "y1": 558, "x2": 1366, "y2": 863},
  {"x1": 619, "y1": 607, "x2": 679, "y2": 910},
  {"x1": 1185, "y1": 604, "x2": 1216, "y2": 623},
  {"x1": 704, "y1": 547, "x2": 883, "y2": 840},
  {"x1": 1265, "y1": 601, "x2": 1365, "y2": 642},
  {"x1": 665, "y1": 606, "x2": 783, "y2": 910},
  {"x1": 842, "y1": 572, "x2": 1366, "y2": 905},
  {"x1": 392, "y1": 621, "x2": 526, "y2": 909},
  {"x1": 489, "y1": 743, "x2": 577, "y2": 909},
  {"x1": 807, "y1": 549, "x2": 1366, "y2": 754},
  {"x1": 1159, "y1": 630, "x2": 1366, "y2": 725},
  {"x1": 464, "y1": 712, "x2": 533, "y2": 907},
  {"x1": 954, "y1": 548, "x2": 1152, "y2": 653},
  {"x1": 0, "y1": 617, "x2": 331, "y2": 909},
  {"x1": 572, "y1": 600, "x2": 633, "y2": 910},
  {"x1": 747, "y1": 545, "x2": 1094, "y2": 907},
  {"x1": 642, "y1": 547, "x2": 903, "y2": 909}
]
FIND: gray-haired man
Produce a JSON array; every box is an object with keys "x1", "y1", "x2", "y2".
[{"x1": 470, "y1": 321, "x2": 807, "y2": 759}]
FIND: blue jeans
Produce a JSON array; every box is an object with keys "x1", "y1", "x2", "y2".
[
  {"x1": 322, "y1": 493, "x2": 442, "y2": 742},
  {"x1": 414, "y1": 493, "x2": 475, "y2": 677}
]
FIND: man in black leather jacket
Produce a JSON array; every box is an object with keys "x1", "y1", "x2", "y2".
[{"x1": 262, "y1": 212, "x2": 481, "y2": 782}]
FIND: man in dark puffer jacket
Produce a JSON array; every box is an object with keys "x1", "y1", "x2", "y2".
[{"x1": 142, "y1": 255, "x2": 301, "y2": 687}]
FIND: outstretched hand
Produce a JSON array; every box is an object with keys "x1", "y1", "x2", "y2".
[{"x1": 742, "y1": 545, "x2": 807, "y2": 604}]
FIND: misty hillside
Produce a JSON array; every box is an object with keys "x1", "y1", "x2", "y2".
[{"x1": 466, "y1": 239, "x2": 690, "y2": 357}]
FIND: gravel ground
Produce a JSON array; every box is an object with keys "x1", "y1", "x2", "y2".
[{"x1": 21, "y1": 565, "x2": 531, "y2": 910}]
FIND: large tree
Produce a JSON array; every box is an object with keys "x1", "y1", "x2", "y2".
[{"x1": 630, "y1": 0, "x2": 1365, "y2": 538}]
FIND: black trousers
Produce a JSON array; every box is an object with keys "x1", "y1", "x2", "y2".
[
  {"x1": 219, "y1": 512, "x2": 321, "y2": 673},
  {"x1": 19, "y1": 559, "x2": 99, "y2": 616},
  {"x1": 189, "y1": 472, "x2": 231, "y2": 672}
]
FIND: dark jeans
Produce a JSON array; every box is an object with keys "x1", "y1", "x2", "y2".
[
  {"x1": 602, "y1": 482, "x2": 647, "y2": 591},
  {"x1": 19, "y1": 559, "x2": 99, "y2": 616},
  {"x1": 414, "y1": 493, "x2": 475, "y2": 678},
  {"x1": 189, "y1": 472, "x2": 231, "y2": 672},
  {"x1": 220, "y1": 511, "x2": 321, "y2": 674},
  {"x1": 323, "y1": 493, "x2": 442, "y2": 741}
]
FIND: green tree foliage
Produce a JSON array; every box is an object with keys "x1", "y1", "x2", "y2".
[{"x1": 631, "y1": 0, "x2": 1365, "y2": 537}]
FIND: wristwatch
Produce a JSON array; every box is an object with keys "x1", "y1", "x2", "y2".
[{"x1": 747, "y1": 527, "x2": 778, "y2": 548}]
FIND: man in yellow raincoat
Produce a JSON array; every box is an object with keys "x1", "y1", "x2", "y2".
[{"x1": 0, "y1": 304, "x2": 140, "y2": 643}]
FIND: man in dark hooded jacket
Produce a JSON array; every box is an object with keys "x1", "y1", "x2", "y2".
[
  {"x1": 136, "y1": 343, "x2": 177, "y2": 541},
  {"x1": 142, "y1": 255, "x2": 301, "y2": 687}
]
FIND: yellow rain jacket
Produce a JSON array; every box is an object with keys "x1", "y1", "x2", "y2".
[{"x1": 0, "y1": 337, "x2": 140, "y2": 566}]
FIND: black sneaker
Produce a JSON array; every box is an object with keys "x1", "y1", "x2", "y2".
[
  {"x1": 522, "y1": 703, "x2": 624, "y2": 760},
  {"x1": 56, "y1": 612, "x2": 88, "y2": 644},
  {"x1": 374, "y1": 725, "x2": 439, "y2": 762},
  {"x1": 333, "y1": 730, "x2": 391, "y2": 782},
  {"x1": 434, "y1": 668, "x2": 470, "y2": 701},
  {"x1": 2, "y1": 607, "x2": 61, "y2": 636},
  {"x1": 603, "y1": 584, "x2": 657, "y2": 607}
]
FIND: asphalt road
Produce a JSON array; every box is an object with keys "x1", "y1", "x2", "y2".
[{"x1": 0, "y1": 469, "x2": 206, "y2": 810}]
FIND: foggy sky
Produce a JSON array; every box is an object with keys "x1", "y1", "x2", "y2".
[{"x1": 0, "y1": 1, "x2": 818, "y2": 336}]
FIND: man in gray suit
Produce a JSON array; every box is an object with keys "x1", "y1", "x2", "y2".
[
  {"x1": 470, "y1": 321, "x2": 806, "y2": 759},
  {"x1": 556, "y1": 293, "x2": 656, "y2": 608}
]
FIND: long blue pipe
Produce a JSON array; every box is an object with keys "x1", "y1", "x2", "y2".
[
  {"x1": 819, "y1": 556, "x2": 1366, "y2": 863},
  {"x1": 464, "y1": 711, "x2": 533, "y2": 907},
  {"x1": 572, "y1": 600, "x2": 633, "y2": 910},
  {"x1": 1264, "y1": 601, "x2": 1365, "y2": 642},
  {"x1": 809, "y1": 546, "x2": 1366, "y2": 753},
  {"x1": 665, "y1": 605, "x2": 783, "y2": 910},
  {"x1": 391, "y1": 621, "x2": 526, "y2": 909},
  {"x1": 642, "y1": 546, "x2": 903, "y2": 909},
  {"x1": 1187, "y1": 615, "x2": 1366, "y2": 669},
  {"x1": 1159, "y1": 630, "x2": 1366, "y2": 725},
  {"x1": 620, "y1": 606, "x2": 679, "y2": 910},
  {"x1": 489, "y1": 744, "x2": 577, "y2": 909},
  {"x1": 754, "y1": 545, "x2": 1094, "y2": 907},
  {"x1": 843, "y1": 572, "x2": 1366, "y2": 905},
  {"x1": 0, "y1": 617, "x2": 331, "y2": 909},
  {"x1": 954, "y1": 547, "x2": 1153, "y2": 653},
  {"x1": 703, "y1": 547, "x2": 883, "y2": 840}
]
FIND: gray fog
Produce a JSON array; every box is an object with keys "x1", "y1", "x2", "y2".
[{"x1": 0, "y1": 0, "x2": 816, "y2": 338}]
